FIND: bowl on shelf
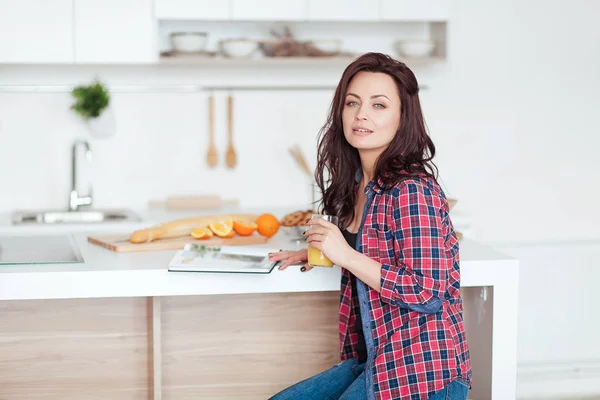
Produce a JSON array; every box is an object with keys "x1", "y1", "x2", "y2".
[
  {"x1": 259, "y1": 40, "x2": 287, "y2": 57},
  {"x1": 395, "y1": 40, "x2": 436, "y2": 58},
  {"x1": 170, "y1": 32, "x2": 208, "y2": 53},
  {"x1": 308, "y1": 39, "x2": 342, "y2": 56},
  {"x1": 219, "y1": 38, "x2": 259, "y2": 58}
]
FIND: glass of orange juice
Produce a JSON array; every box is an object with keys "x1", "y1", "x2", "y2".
[{"x1": 307, "y1": 214, "x2": 339, "y2": 268}]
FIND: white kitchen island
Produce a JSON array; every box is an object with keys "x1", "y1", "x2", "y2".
[{"x1": 0, "y1": 215, "x2": 518, "y2": 400}]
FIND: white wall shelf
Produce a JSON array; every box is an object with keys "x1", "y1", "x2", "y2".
[
  {"x1": 157, "y1": 20, "x2": 448, "y2": 65},
  {"x1": 158, "y1": 54, "x2": 444, "y2": 68}
]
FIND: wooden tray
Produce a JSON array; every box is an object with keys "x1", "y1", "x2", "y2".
[{"x1": 88, "y1": 233, "x2": 268, "y2": 252}]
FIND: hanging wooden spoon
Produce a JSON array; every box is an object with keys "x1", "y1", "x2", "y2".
[
  {"x1": 206, "y1": 94, "x2": 218, "y2": 168},
  {"x1": 225, "y1": 93, "x2": 237, "y2": 169}
]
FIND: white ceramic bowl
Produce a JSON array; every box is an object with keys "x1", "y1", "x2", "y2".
[
  {"x1": 310, "y1": 39, "x2": 342, "y2": 55},
  {"x1": 395, "y1": 40, "x2": 436, "y2": 58},
  {"x1": 219, "y1": 39, "x2": 259, "y2": 58},
  {"x1": 170, "y1": 32, "x2": 208, "y2": 53}
]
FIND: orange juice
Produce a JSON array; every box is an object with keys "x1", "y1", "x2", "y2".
[
  {"x1": 308, "y1": 246, "x2": 334, "y2": 268},
  {"x1": 307, "y1": 214, "x2": 339, "y2": 267}
]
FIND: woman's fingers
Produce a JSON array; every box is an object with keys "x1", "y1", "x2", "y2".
[
  {"x1": 267, "y1": 250, "x2": 313, "y2": 272},
  {"x1": 305, "y1": 224, "x2": 328, "y2": 244},
  {"x1": 268, "y1": 251, "x2": 292, "y2": 261},
  {"x1": 300, "y1": 263, "x2": 313, "y2": 272},
  {"x1": 306, "y1": 233, "x2": 326, "y2": 245},
  {"x1": 278, "y1": 255, "x2": 305, "y2": 270},
  {"x1": 304, "y1": 225, "x2": 328, "y2": 236}
]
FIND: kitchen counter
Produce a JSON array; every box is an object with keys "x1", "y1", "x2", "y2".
[
  {"x1": 0, "y1": 231, "x2": 509, "y2": 302},
  {"x1": 0, "y1": 208, "x2": 514, "y2": 400},
  {"x1": 0, "y1": 206, "x2": 480, "y2": 302},
  {"x1": 0, "y1": 206, "x2": 477, "y2": 236}
]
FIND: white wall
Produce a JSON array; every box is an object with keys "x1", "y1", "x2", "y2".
[
  {"x1": 0, "y1": 84, "x2": 334, "y2": 211},
  {"x1": 1, "y1": 0, "x2": 599, "y2": 397},
  {"x1": 498, "y1": 241, "x2": 600, "y2": 399}
]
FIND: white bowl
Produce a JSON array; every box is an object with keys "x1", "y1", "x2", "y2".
[
  {"x1": 219, "y1": 39, "x2": 259, "y2": 58},
  {"x1": 310, "y1": 39, "x2": 342, "y2": 55},
  {"x1": 170, "y1": 32, "x2": 207, "y2": 53},
  {"x1": 395, "y1": 40, "x2": 436, "y2": 58}
]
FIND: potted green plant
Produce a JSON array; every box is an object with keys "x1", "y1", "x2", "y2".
[{"x1": 71, "y1": 80, "x2": 116, "y2": 138}]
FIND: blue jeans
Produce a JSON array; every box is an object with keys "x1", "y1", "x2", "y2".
[
  {"x1": 429, "y1": 377, "x2": 470, "y2": 400},
  {"x1": 269, "y1": 359, "x2": 366, "y2": 400},
  {"x1": 269, "y1": 358, "x2": 470, "y2": 400}
]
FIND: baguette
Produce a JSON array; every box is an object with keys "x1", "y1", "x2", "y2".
[{"x1": 129, "y1": 214, "x2": 258, "y2": 243}]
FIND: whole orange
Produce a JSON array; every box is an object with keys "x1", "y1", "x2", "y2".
[{"x1": 255, "y1": 213, "x2": 280, "y2": 238}]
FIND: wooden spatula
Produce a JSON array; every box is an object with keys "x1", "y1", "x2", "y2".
[
  {"x1": 225, "y1": 94, "x2": 237, "y2": 169},
  {"x1": 206, "y1": 94, "x2": 218, "y2": 168}
]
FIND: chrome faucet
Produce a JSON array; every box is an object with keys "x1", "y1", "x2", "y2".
[{"x1": 69, "y1": 139, "x2": 93, "y2": 211}]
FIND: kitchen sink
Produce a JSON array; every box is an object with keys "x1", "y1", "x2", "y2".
[{"x1": 12, "y1": 209, "x2": 141, "y2": 225}]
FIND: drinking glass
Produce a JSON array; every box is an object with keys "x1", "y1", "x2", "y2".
[{"x1": 307, "y1": 214, "x2": 338, "y2": 268}]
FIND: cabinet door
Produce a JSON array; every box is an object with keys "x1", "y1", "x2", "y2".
[
  {"x1": 0, "y1": 0, "x2": 73, "y2": 63},
  {"x1": 380, "y1": 0, "x2": 450, "y2": 21},
  {"x1": 74, "y1": 0, "x2": 156, "y2": 64},
  {"x1": 308, "y1": 0, "x2": 379, "y2": 21},
  {"x1": 231, "y1": 0, "x2": 308, "y2": 21},
  {"x1": 155, "y1": 0, "x2": 229, "y2": 20}
]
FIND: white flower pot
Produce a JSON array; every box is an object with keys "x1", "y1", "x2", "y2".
[{"x1": 87, "y1": 106, "x2": 116, "y2": 139}]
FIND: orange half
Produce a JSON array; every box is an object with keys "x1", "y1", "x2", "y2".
[
  {"x1": 209, "y1": 221, "x2": 234, "y2": 238},
  {"x1": 223, "y1": 230, "x2": 235, "y2": 238},
  {"x1": 191, "y1": 227, "x2": 213, "y2": 240},
  {"x1": 233, "y1": 219, "x2": 258, "y2": 236},
  {"x1": 216, "y1": 216, "x2": 234, "y2": 228}
]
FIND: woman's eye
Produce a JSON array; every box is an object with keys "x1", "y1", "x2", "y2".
[
  {"x1": 346, "y1": 101, "x2": 359, "y2": 107},
  {"x1": 373, "y1": 103, "x2": 385, "y2": 109}
]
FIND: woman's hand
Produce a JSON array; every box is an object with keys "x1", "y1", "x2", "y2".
[
  {"x1": 268, "y1": 249, "x2": 312, "y2": 272},
  {"x1": 305, "y1": 218, "x2": 355, "y2": 267}
]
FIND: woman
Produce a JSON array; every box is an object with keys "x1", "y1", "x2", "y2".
[{"x1": 269, "y1": 52, "x2": 471, "y2": 400}]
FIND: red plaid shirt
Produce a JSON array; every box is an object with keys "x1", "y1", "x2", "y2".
[{"x1": 339, "y1": 175, "x2": 471, "y2": 400}]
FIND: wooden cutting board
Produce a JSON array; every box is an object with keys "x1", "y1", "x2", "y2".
[{"x1": 87, "y1": 233, "x2": 268, "y2": 252}]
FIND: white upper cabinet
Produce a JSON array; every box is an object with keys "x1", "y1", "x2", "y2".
[
  {"x1": 308, "y1": 0, "x2": 380, "y2": 21},
  {"x1": 74, "y1": 0, "x2": 156, "y2": 64},
  {"x1": 380, "y1": 0, "x2": 450, "y2": 21},
  {"x1": 155, "y1": 0, "x2": 230, "y2": 20},
  {"x1": 231, "y1": 0, "x2": 308, "y2": 21},
  {"x1": 0, "y1": 0, "x2": 73, "y2": 63}
]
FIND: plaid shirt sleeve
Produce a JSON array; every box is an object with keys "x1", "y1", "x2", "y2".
[{"x1": 379, "y1": 180, "x2": 450, "y2": 314}]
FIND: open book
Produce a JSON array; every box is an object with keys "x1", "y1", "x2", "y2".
[{"x1": 168, "y1": 243, "x2": 281, "y2": 274}]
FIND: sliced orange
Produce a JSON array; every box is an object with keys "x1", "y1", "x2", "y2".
[
  {"x1": 191, "y1": 227, "x2": 213, "y2": 240},
  {"x1": 233, "y1": 219, "x2": 258, "y2": 236},
  {"x1": 216, "y1": 216, "x2": 234, "y2": 228},
  {"x1": 223, "y1": 230, "x2": 235, "y2": 238},
  {"x1": 208, "y1": 221, "x2": 234, "y2": 238}
]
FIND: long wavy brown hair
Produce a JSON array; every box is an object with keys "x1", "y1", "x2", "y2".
[{"x1": 315, "y1": 52, "x2": 438, "y2": 229}]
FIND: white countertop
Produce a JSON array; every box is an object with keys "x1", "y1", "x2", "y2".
[
  {"x1": 0, "y1": 206, "x2": 476, "y2": 236},
  {"x1": 0, "y1": 207, "x2": 509, "y2": 301}
]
